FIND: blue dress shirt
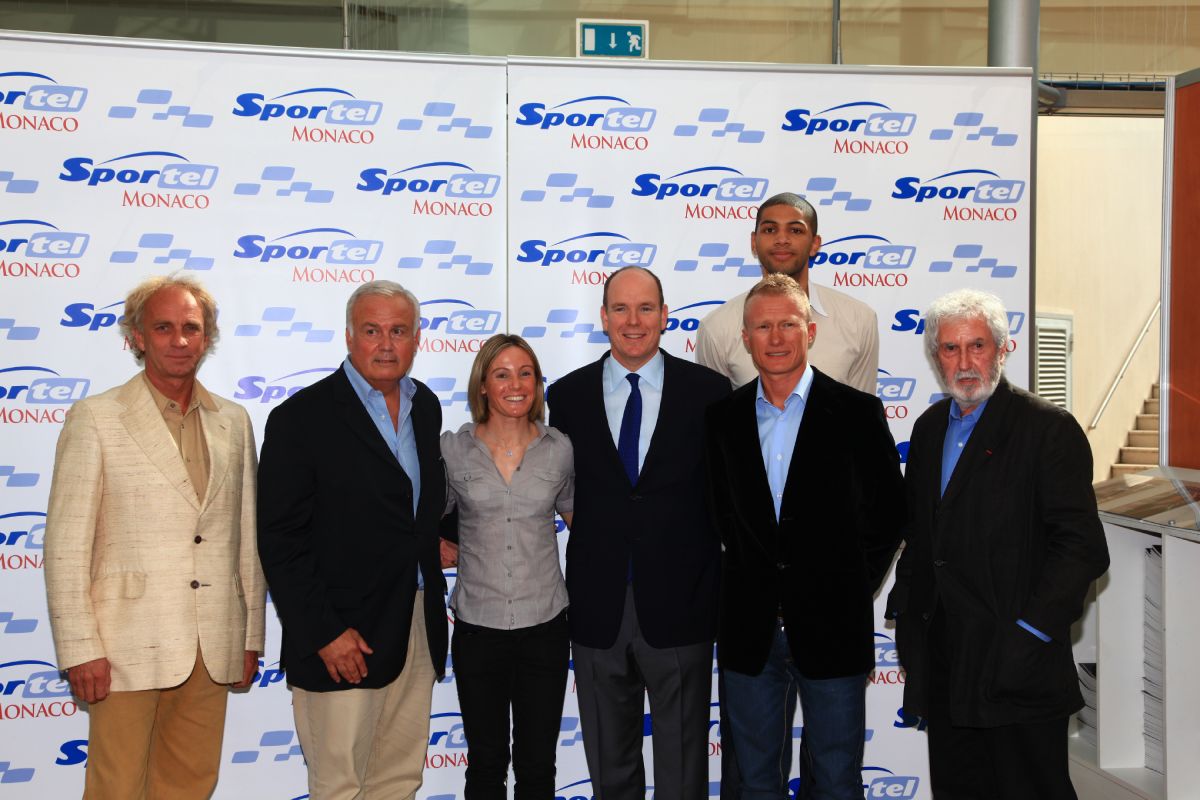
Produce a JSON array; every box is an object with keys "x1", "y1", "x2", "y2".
[
  {"x1": 755, "y1": 364, "x2": 813, "y2": 521},
  {"x1": 603, "y1": 352, "x2": 664, "y2": 475}
]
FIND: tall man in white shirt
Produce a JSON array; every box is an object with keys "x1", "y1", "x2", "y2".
[{"x1": 695, "y1": 192, "x2": 879, "y2": 393}]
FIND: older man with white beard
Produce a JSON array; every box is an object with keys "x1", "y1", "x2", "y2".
[{"x1": 886, "y1": 288, "x2": 1109, "y2": 800}]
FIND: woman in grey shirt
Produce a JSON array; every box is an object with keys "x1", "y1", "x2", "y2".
[{"x1": 440, "y1": 333, "x2": 574, "y2": 800}]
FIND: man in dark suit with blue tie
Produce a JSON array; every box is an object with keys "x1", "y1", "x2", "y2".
[{"x1": 548, "y1": 266, "x2": 730, "y2": 800}]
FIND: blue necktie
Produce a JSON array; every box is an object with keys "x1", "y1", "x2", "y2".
[{"x1": 617, "y1": 373, "x2": 642, "y2": 486}]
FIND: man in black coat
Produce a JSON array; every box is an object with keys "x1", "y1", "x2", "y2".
[
  {"x1": 257, "y1": 281, "x2": 448, "y2": 800},
  {"x1": 886, "y1": 288, "x2": 1109, "y2": 799},
  {"x1": 705, "y1": 274, "x2": 904, "y2": 800},
  {"x1": 548, "y1": 266, "x2": 729, "y2": 800}
]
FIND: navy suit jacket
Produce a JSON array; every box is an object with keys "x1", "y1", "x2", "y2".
[
  {"x1": 257, "y1": 366, "x2": 448, "y2": 691},
  {"x1": 706, "y1": 368, "x2": 905, "y2": 679},
  {"x1": 548, "y1": 350, "x2": 729, "y2": 649}
]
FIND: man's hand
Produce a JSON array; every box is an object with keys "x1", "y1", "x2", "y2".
[
  {"x1": 317, "y1": 628, "x2": 373, "y2": 684},
  {"x1": 67, "y1": 658, "x2": 111, "y2": 703},
  {"x1": 233, "y1": 650, "x2": 259, "y2": 688},
  {"x1": 440, "y1": 538, "x2": 459, "y2": 569}
]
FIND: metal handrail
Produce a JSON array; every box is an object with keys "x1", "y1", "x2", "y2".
[{"x1": 1089, "y1": 301, "x2": 1161, "y2": 430}]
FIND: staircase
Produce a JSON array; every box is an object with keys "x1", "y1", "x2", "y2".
[{"x1": 1111, "y1": 383, "x2": 1160, "y2": 478}]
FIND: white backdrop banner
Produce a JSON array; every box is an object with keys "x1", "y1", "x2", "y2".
[{"x1": 0, "y1": 32, "x2": 1031, "y2": 800}]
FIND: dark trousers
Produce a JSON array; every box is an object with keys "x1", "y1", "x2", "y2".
[
  {"x1": 572, "y1": 586, "x2": 714, "y2": 800},
  {"x1": 452, "y1": 610, "x2": 570, "y2": 800},
  {"x1": 925, "y1": 608, "x2": 1077, "y2": 800}
]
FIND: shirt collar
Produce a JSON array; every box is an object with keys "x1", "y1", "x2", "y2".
[
  {"x1": 949, "y1": 395, "x2": 989, "y2": 423},
  {"x1": 142, "y1": 371, "x2": 217, "y2": 414},
  {"x1": 807, "y1": 282, "x2": 830, "y2": 319},
  {"x1": 756, "y1": 363, "x2": 814, "y2": 410},
  {"x1": 603, "y1": 350, "x2": 665, "y2": 393},
  {"x1": 342, "y1": 356, "x2": 415, "y2": 403}
]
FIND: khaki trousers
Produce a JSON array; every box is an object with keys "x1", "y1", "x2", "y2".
[
  {"x1": 293, "y1": 593, "x2": 437, "y2": 800},
  {"x1": 84, "y1": 646, "x2": 228, "y2": 800}
]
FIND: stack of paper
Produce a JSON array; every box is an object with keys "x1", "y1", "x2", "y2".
[
  {"x1": 1144, "y1": 546, "x2": 1164, "y2": 775},
  {"x1": 1076, "y1": 663, "x2": 1097, "y2": 746}
]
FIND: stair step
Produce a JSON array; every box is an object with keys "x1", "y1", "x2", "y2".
[
  {"x1": 1112, "y1": 463, "x2": 1155, "y2": 477},
  {"x1": 1151, "y1": 383, "x2": 1159, "y2": 400},
  {"x1": 1128, "y1": 430, "x2": 1158, "y2": 448},
  {"x1": 1136, "y1": 414, "x2": 1160, "y2": 431},
  {"x1": 1120, "y1": 446, "x2": 1159, "y2": 465},
  {"x1": 1144, "y1": 399, "x2": 1160, "y2": 415}
]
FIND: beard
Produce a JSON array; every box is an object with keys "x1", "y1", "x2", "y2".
[{"x1": 942, "y1": 355, "x2": 1004, "y2": 410}]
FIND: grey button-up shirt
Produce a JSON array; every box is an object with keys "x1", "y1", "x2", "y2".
[{"x1": 441, "y1": 422, "x2": 574, "y2": 630}]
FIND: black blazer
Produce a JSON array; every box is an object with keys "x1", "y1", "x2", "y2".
[
  {"x1": 706, "y1": 368, "x2": 904, "y2": 679},
  {"x1": 886, "y1": 378, "x2": 1109, "y2": 726},
  {"x1": 548, "y1": 350, "x2": 729, "y2": 650},
  {"x1": 257, "y1": 366, "x2": 448, "y2": 691}
]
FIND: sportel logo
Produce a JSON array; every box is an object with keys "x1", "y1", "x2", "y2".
[
  {"x1": 782, "y1": 102, "x2": 917, "y2": 136},
  {"x1": 555, "y1": 778, "x2": 597, "y2": 800},
  {"x1": 666, "y1": 301, "x2": 723, "y2": 334},
  {"x1": 0, "y1": 365, "x2": 90, "y2": 406},
  {"x1": 863, "y1": 767, "x2": 920, "y2": 798},
  {"x1": 420, "y1": 299, "x2": 501, "y2": 336},
  {"x1": 233, "y1": 88, "x2": 383, "y2": 125},
  {"x1": 59, "y1": 150, "x2": 218, "y2": 190},
  {"x1": 876, "y1": 369, "x2": 916, "y2": 410},
  {"x1": 517, "y1": 232, "x2": 656, "y2": 269},
  {"x1": 357, "y1": 162, "x2": 500, "y2": 198},
  {"x1": 631, "y1": 166, "x2": 767, "y2": 202},
  {"x1": 0, "y1": 658, "x2": 78, "y2": 720},
  {"x1": 892, "y1": 169, "x2": 1024, "y2": 204},
  {"x1": 426, "y1": 711, "x2": 469, "y2": 768},
  {"x1": 871, "y1": 632, "x2": 905, "y2": 684},
  {"x1": 0, "y1": 511, "x2": 45, "y2": 572},
  {"x1": 61, "y1": 301, "x2": 123, "y2": 332},
  {"x1": 56, "y1": 739, "x2": 88, "y2": 766},
  {"x1": 233, "y1": 228, "x2": 382, "y2": 266},
  {"x1": 818, "y1": 235, "x2": 915, "y2": 289},
  {"x1": 1, "y1": 71, "x2": 88, "y2": 113},
  {"x1": 234, "y1": 368, "x2": 336, "y2": 405},
  {"x1": 891, "y1": 309, "x2": 1026, "y2": 336},
  {"x1": 515, "y1": 95, "x2": 656, "y2": 132},
  {"x1": 0, "y1": 219, "x2": 89, "y2": 261}
]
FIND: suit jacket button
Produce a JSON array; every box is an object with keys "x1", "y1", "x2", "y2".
[
  {"x1": 933, "y1": 559, "x2": 945, "y2": 567},
  {"x1": 194, "y1": 535, "x2": 203, "y2": 544},
  {"x1": 190, "y1": 580, "x2": 200, "y2": 589}
]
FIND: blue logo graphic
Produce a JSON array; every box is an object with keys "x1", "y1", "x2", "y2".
[
  {"x1": 0, "y1": 170, "x2": 38, "y2": 194},
  {"x1": 234, "y1": 368, "x2": 336, "y2": 405},
  {"x1": 0, "y1": 612, "x2": 37, "y2": 634},
  {"x1": 555, "y1": 777, "x2": 597, "y2": 800},
  {"x1": 233, "y1": 166, "x2": 333, "y2": 203},
  {"x1": 930, "y1": 111, "x2": 1018, "y2": 146},
  {"x1": 801, "y1": 177, "x2": 871, "y2": 211},
  {"x1": 631, "y1": 166, "x2": 768, "y2": 202},
  {"x1": 357, "y1": 162, "x2": 500, "y2": 198},
  {"x1": 863, "y1": 766, "x2": 920, "y2": 798},
  {"x1": 230, "y1": 730, "x2": 303, "y2": 764},
  {"x1": 674, "y1": 108, "x2": 764, "y2": 143},
  {"x1": 673, "y1": 243, "x2": 757, "y2": 277},
  {"x1": 892, "y1": 169, "x2": 1025, "y2": 204},
  {"x1": 59, "y1": 151, "x2": 218, "y2": 190},
  {"x1": 0, "y1": 317, "x2": 37, "y2": 340},
  {"x1": 521, "y1": 309, "x2": 607, "y2": 344},
  {"x1": 516, "y1": 232, "x2": 655, "y2": 268},
  {"x1": 420, "y1": 299, "x2": 501, "y2": 336},
  {"x1": 61, "y1": 301, "x2": 123, "y2": 332},
  {"x1": 782, "y1": 102, "x2": 917, "y2": 137},
  {"x1": 428, "y1": 711, "x2": 469, "y2": 748},
  {"x1": 0, "y1": 759, "x2": 34, "y2": 784},
  {"x1": 397, "y1": 240, "x2": 493, "y2": 276},
  {"x1": 894, "y1": 706, "x2": 926, "y2": 730},
  {"x1": 250, "y1": 658, "x2": 286, "y2": 690},
  {"x1": 514, "y1": 96, "x2": 656, "y2": 132},
  {"x1": 110, "y1": 232, "x2": 214, "y2": 270},
  {"x1": 896, "y1": 441, "x2": 909, "y2": 464},
  {"x1": 521, "y1": 173, "x2": 614, "y2": 208},
  {"x1": 0, "y1": 659, "x2": 70, "y2": 698},
  {"x1": 397, "y1": 101, "x2": 493, "y2": 138},
  {"x1": 56, "y1": 739, "x2": 89, "y2": 766},
  {"x1": 233, "y1": 228, "x2": 381, "y2": 266},
  {"x1": 0, "y1": 70, "x2": 88, "y2": 112},
  {"x1": 425, "y1": 378, "x2": 470, "y2": 408},
  {"x1": 874, "y1": 632, "x2": 900, "y2": 668},
  {"x1": 0, "y1": 219, "x2": 90, "y2": 259},
  {"x1": 108, "y1": 88, "x2": 213, "y2": 127},
  {"x1": 666, "y1": 301, "x2": 723, "y2": 333},
  {"x1": 0, "y1": 366, "x2": 89, "y2": 404},
  {"x1": 233, "y1": 307, "x2": 335, "y2": 342},
  {"x1": 811, "y1": 235, "x2": 915, "y2": 269},
  {"x1": 558, "y1": 717, "x2": 585, "y2": 747},
  {"x1": 233, "y1": 88, "x2": 382, "y2": 125},
  {"x1": 929, "y1": 244, "x2": 1016, "y2": 278},
  {"x1": 0, "y1": 466, "x2": 39, "y2": 488},
  {"x1": 0, "y1": 512, "x2": 45, "y2": 550},
  {"x1": 891, "y1": 309, "x2": 1025, "y2": 335},
  {"x1": 876, "y1": 370, "x2": 915, "y2": 403}
]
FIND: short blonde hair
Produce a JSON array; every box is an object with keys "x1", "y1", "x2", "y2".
[
  {"x1": 120, "y1": 274, "x2": 219, "y2": 362},
  {"x1": 742, "y1": 273, "x2": 812, "y2": 328},
  {"x1": 467, "y1": 334, "x2": 545, "y2": 424}
]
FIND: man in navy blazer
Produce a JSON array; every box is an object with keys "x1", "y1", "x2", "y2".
[
  {"x1": 548, "y1": 266, "x2": 729, "y2": 800},
  {"x1": 257, "y1": 281, "x2": 448, "y2": 800},
  {"x1": 705, "y1": 275, "x2": 904, "y2": 800}
]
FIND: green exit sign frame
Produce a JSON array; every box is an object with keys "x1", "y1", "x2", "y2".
[{"x1": 577, "y1": 19, "x2": 650, "y2": 59}]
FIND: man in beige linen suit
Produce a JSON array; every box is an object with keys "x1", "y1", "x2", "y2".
[{"x1": 44, "y1": 274, "x2": 266, "y2": 799}]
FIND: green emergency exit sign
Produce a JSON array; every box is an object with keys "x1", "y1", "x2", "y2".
[{"x1": 577, "y1": 19, "x2": 649, "y2": 59}]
